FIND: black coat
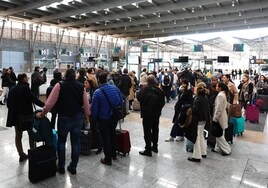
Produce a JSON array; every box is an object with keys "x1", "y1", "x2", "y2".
[
  {"x1": 119, "y1": 74, "x2": 131, "y2": 96},
  {"x1": 6, "y1": 82, "x2": 44, "y2": 127},
  {"x1": 172, "y1": 89, "x2": 193, "y2": 124},
  {"x1": 185, "y1": 94, "x2": 211, "y2": 144},
  {"x1": 137, "y1": 84, "x2": 165, "y2": 118}
]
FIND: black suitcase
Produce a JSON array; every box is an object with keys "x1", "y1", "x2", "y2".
[
  {"x1": 28, "y1": 145, "x2": 56, "y2": 183},
  {"x1": 225, "y1": 122, "x2": 234, "y2": 144},
  {"x1": 80, "y1": 129, "x2": 93, "y2": 155}
]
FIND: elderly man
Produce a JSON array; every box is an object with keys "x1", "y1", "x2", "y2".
[{"x1": 137, "y1": 75, "x2": 165, "y2": 156}]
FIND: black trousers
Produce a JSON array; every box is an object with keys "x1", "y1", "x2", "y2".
[
  {"x1": 142, "y1": 115, "x2": 160, "y2": 151},
  {"x1": 162, "y1": 85, "x2": 171, "y2": 102},
  {"x1": 98, "y1": 119, "x2": 117, "y2": 162}
]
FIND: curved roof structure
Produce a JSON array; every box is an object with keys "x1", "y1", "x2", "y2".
[{"x1": 0, "y1": 0, "x2": 267, "y2": 39}]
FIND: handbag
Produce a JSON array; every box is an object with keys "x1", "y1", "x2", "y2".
[{"x1": 211, "y1": 121, "x2": 223, "y2": 137}]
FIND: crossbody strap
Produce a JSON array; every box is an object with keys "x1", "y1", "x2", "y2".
[{"x1": 99, "y1": 87, "x2": 113, "y2": 108}]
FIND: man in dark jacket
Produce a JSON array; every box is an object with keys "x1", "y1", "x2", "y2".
[
  {"x1": 92, "y1": 71, "x2": 123, "y2": 165},
  {"x1": 31, "y1": 66, "x2": 44, "y2": 97},
  {"x1": 119, "y1": 68, "x2": 131, "y2": 114},
  {"x1": 6, "y1": 73, "x2": 44, "y2": 162},
  {"x1": 137, "y1": 75, "x2": 165, "y2": 156}
]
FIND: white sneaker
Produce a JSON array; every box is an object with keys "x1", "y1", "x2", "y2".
[
  {"x1": 165, "y1": 137, "x2": 174, "y2": 142},
  {"x1": 175, "y1": 136, "x2": 184, "y2": 141}
]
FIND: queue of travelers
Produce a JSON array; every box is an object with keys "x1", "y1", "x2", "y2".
[{"x1": 1, "y1": 65, "x2": 267, "y2": 177}]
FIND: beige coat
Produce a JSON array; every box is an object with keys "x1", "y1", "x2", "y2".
[
  {"x1": 128, "y1": 73, "x2": 135, "y2": 101},
  {"x1": 213, "y1": 91, "x2": 228, "y2": 129},
  {"x1": 227, "y1": 81, "x2": 238, "y2": 104}
]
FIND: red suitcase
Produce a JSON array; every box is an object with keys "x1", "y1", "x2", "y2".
[
  {"x1": 116, "y1": 121, "x2": 131, "y2": 156},
  {"x1": 245, "y1": 104, "x2": 259, "y2": 123}
]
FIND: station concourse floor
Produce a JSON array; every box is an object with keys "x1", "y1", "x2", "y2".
[{"x1": 0, "y1": 85, "x2": 268, "y2": 187}]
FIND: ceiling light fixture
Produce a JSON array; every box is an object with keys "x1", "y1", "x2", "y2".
[
  {"x1": 186, "y1": 26, "x2": 188, "y2": 30},
  {"x1": 173, "y1": 20, "x2": 176, "y2": 24},
  {"x1": 57, "y1": 19, "x2": 60, "y2": 23},
  {"x1": 135, "y1": 3, "x2": 139, "y2": 8},
  {"x1": 105, "y1": 21, "x2": 107, "y2": 25},
  {"x1": 158, "y1": 13, "x2": 161, "y2": 18},
  {"x1": 78, "y1": 15, "x2": 81, "y2": 19},
  {"x1": 204, "y1": 16, "x2": 207, "y2": 21},
  {"x1": 129, "y1": 17, "x2": 132, "y2": 22},
  {"x1": 124, "y1": 26, "x2": 127, "y2": 30},
  {"x1": 162, "y1": 29, "x2": 164, "y2": 32},
  {"x1": 147, "y1": 0, "x2": 153, "y2": 3},
  {"x1": 167, "y1": 10, "x2": 171, "y2": 13},
  {"x1": 232, "y1": 1, "x2": 235, "y2": 7},
  {"x1": 192, "y1": 7, "x2": 194, "y2": 13},
  {"x1": 244, "y1": 19, "x2": 247, "y2": 24},
  {"x1": 239, "y1": 11, "x2": 241, "y2": 16},
  {"x1": 23, "y1": 12, "x2": 26, "y2": 16},
  {"x1": 104, "y1": 8, "x2": 109, "y2": 14},
  {"x1": 213, "y1": 23, "x2": 216, "y2": 27},
  {"x1": 147, "y1": 24, "x2": 150, "y2": 28},
  {"x1": 72, "y1": 0, "x2": 75, "y2": 5}
]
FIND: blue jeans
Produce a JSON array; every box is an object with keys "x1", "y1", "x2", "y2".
[
  {"x1": 98, "y1": 119, "x2": 117, "y2": 162},
  {"x1": 57, "y1": 113, "x2": 83, "y2": 169}
]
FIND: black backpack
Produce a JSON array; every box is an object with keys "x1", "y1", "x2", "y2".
[{"x1": 162, "y1": 75, "x2": 170, "y2": 86}]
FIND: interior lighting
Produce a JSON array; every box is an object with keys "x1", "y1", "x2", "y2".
[
  {"x1": 232, "y1": 1, "x2": 235, "y2": 7},
  {"x1": 186, "y1": 26, "x2": 188, "y2": 30},
  {"x1": 239, "y1": 11, "x2": 241, "y2": 16},
  {"x1": 23, "y1": 12, "x2": 26, "y2": 16},
  {"x1": 124, "y1": 26, "x2": 127, "y2": 30},
  {"x1": 213, "y1": 23, "x2": 216, "y2": 27},
  {"x1": 57, "y1": 19, "x2": 60, "y2": 23},
  {"x1": 158, "y1": 13, "x2": 161, "y2": 18},
  {"x1": 162, "y1": 29, "x2": 164, "y2": 32},
  {"x1": 204, "y1": 16, "x2": 207, "y2": 21},
  {"x1": 173, "y1": 20, "x2": 176, "y2": 24},
  {"x1": 147, "y1": 24, "x2": 150, "y2": 27},
  {"x1": 244, "y1": 19, "x2": 247, "y2": 24},
  {"x1": 129, "y1": 17, "x2": 132, "y2": 22},
  {"x1": 140, "y1": 31, "x2": 143, "y2": 34},
  {"x1": 78, "y1": 15, "x2": 81, "y2": 19},
  {"x1": 104, "y1": 8, "x2": 109, "y2": 14},
  {"x1": 72, "y1": 0, "x2": 75, "y2": 5},
  {"x1": 192, "y1": 7, "x2": 194, "y2": 13},
  {"x1": 105, "y1": 21, "x2": 107, "y2": 25}
]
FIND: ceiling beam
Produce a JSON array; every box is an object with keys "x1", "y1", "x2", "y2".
[
  {"x1": 115, "y1": 17, "x2": 268, "y2": 38},
  {"x1": 80, "y1": 1, "x2": 268, "y2": 33},
  {"x1": 57, "y1": 0, "x2": 235, "y2": 28},
  {"x1": 31, "y1": 0, "x2": 143, "y2": 23},
  {"x1": 0, "y1": 0, "x2": 58, "y2": 17}
]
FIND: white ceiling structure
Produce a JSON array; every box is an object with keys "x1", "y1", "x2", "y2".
[{"x1": 0, "y1": 0, "x2": 267, "y2": 40}]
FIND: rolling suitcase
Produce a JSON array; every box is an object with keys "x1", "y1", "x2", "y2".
[
  {"x1": 225, "y1": 122, "x2": 234, "y2": 144},
  {"x1": 80, "y1": 129, "x2": 93, "y2": 155},
  {"x1": 28, "y1": 145, "x2": 56, "y2": 183},
  {"x1": 116, "y1": 121, "x2": 131, "y2": 156},
  {"x1": 245, "y1": 104, "x2": 259, "y2": 123},
  {"x1": 257, "y1": 94, "x2": 268, "y2": 112},
  {"x1": 230, "y1": 116, "x2": 245, "y2": 136}
]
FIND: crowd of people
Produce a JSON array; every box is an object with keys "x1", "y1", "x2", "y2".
[{"x1": 1, "y1": 65, "x2": 267, "y2": 175}]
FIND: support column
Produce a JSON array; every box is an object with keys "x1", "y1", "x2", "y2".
[{"x1": 139, "y1": 40, "x2": 142, "y2": 78}]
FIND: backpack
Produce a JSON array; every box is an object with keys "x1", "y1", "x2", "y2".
[{"x1": 162, "y1": 74, "x2": 170, "y2": 86}]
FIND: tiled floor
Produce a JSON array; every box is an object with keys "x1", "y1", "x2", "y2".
[{"x1": 0, "y1": 97, "x2": 268, "y2": 188}]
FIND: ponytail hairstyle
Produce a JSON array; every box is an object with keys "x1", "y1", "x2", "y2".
[
  {"x1": 217, "y1": 82, "x2": 229, "y2": 102},
  {"x1": 224, "y1": 74, "x2": 234, "y2": 83}
]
